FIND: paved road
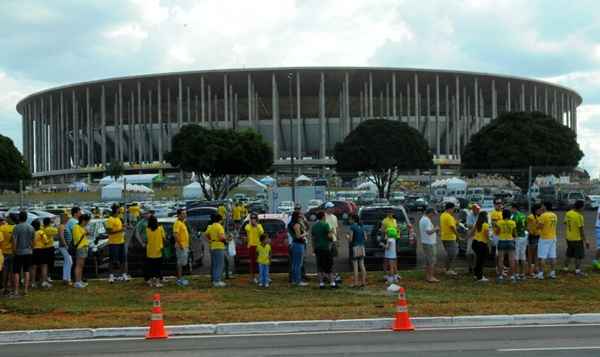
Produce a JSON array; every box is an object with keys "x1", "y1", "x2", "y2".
[{"x1": 2, "y1": 325, "x2": 600, "y2": 356}]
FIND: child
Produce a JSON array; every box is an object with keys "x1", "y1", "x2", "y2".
[
  {"x1": 384, "y1": 227, "x2": 398, "y2": 284},
  {"x1": 256, "y1": 233, "x2": 272, "y2": 288},
  {"x1": 346, "y1": 214, "x2": 367, "y2": 287},
  {"x1": 31, "y1": 220, "x2": 51, "y2": 288}
]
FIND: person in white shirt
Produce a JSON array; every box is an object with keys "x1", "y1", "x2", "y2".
[
  {"x1": 419, "y1": 208, "x2": 440, "y2": 283},
  {"x1": 465, "y1": 204, "x2": 481, "y2": 274}
]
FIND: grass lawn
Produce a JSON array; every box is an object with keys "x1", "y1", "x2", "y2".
[{"x1": 1, "y1": 269, "x2": 599, "y2": 331}]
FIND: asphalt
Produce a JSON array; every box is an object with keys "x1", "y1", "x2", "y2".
[{"x1": 2, "y1": 325, "x2": 600, "y2": 356}]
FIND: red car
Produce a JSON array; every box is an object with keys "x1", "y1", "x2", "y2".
[
  {"x1": 235, "y1": 214, "x2": 289, "y2": 272},
  {"x1": 306, "y1": 200, "x2": 358, "y2": 222}
]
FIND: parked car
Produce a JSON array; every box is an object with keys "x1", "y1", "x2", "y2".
[
  {"x1": 403, "y1": 196, "x2": 428, "y2": 212},
  {"x1": 586, "y1": 195, "x2": 600, "y2": 210},
  {"x1": 235, "y1": 214, "x2": 289, "y2": 273},
  {"x1": 357, "y1": 191, "x2": 377, "y2": 206},
  {"x1": 52, "y1": 219, "x2": 110, "y2": 278},
  {"x1": 307, "y1": 199, "x2": 323, "y2": 211},
  {"x1": 557, "y1": 191, "x2": 586, "y2": 210},
  {"x1": 246, "y1": 201, "x2": 269, "y2": 215},
  {"x1": 277, "y1": 201, "x2": 295, "y2": 214},
  {"x1": 355, "y1": 205, "x2": 416, "y2": 268},
  {"x1": 306, "y1": 200, "x2": 358, "y2": 222},
  {"x1": 127, "y1": 217, "x2": 205, "y2": 276}
]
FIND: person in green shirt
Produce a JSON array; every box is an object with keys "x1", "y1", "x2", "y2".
[
  {"x1": 311, "y1": 211, "x2": 336, "y2": 289},
  {"x1": 511, "y1": 203, "x2": 528, "y2": 280}
]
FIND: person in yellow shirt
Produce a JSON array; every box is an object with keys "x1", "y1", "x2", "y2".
[
  {"x1": 128, "y1": 203, "x2": 141, "y2": 223},
  {"x1": 31, "y1": 220, "x2": 52, "y2": 288},
  {"x1": 526, "y1": 204, "x2": 542, "y2": 277},
  {"x1": 144, "y1": 215, "x2": 165, "y2": 287},
  {"x1": 536, "y1": 202, "x2": 558, "y2": 279},
  {"x1": 106, "y1": 204, "x2": 128, "y2": 283},
  {"x1": 256, "y1": 233, "x2": 272, "y2": 288},
  {"x1": 381, "y1": 212, "x2": 397, "y2": 237},
  {"x1": 0, "y1": 216, "x2": 15, "y2": 295},
  {"x1": 232, "y1": 202, "x2": 244, "y2": 230},
  {"x1": 563, "y1": 200, "x2": 587, "y2": 276},
  {"x1": 0, "y1": 217, "x2": 4, "y2": 275},
  {"x1": 244, "y1": 213, "x2": 265, "y2": 284},
  {"x1": 173, "y1": 209, "x2": 190, "y2": 287},
  {"x1": 42, "y1": 218, "x2": 58, "y2": 284},
  {"x1": 204, "y1": 214, "x2": 227, "y2": 287},
  {"x1": 73, "y1": 214, "x2": 92, "y2": 289},
  {"x1": 471, "y1": 211, "x2": 490, "y2": 282},
  {"x1": 440, "y1": 202, "x2": 459, "y2": 276},
  {"x1": 494, "y1": 209, "x2": 517, "y2": 282},
  {"x1": 217, "y1": 204, "x2": 227, "y2": 225}
]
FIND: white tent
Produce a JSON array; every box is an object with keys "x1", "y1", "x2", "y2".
[
  {"x1": 238, "y1": 177, "x2": 268, "y2": 192},
  {"x1": 99, "y1": 174, "x2": 161, "y2": 187},
  {"x1": 182, "y1": 181, "x2": 204, "y2": 200},
  {"x1": 101, "y1": 182, "x2": 154, "y2": 201},
  {"x1": 99, "y1": 176, "x2": 116, "y2": 186},
  {"x1": 259, "y1": 176, "x2": 275, "y2": 186},
  {"x1": 355, "y1": 181, "x2": 377, "y2": 192},
  {"x1": 295, "y1": 175, "x2": 313, "y2": 185}
]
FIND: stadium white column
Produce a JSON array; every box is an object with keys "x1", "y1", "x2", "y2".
[
  {"x1": 224, "y1": 74, "x2": 228, "y2": 127},
  {"x1": 296, "y1": 72, "x2": 302, "y2": 159},
  {"x1": 207, "y1": 85, "x2": 212, "y2": 127},
  {"x1": 554, "y1": 89, "x2": 558, "y2": 121},
  {"x1": 363, "y1": 82, "x2": 368, "y2": 120},
  {"x1": 435, "y1": 75, "x2": 440, "y2": 156},
  {"x1": 406, "y1": 83, "x2": 411, "y2": 126},
  {"x1": 533, "y1": 86, "x2": 538, "y2": 111},
  {"x1": 399, "y1": 91, "x2": 403, "y2": 122},
  {"x1": 229, "y1": 85, "x2": 234, "y2": 129},
  {"x1": 507, "y1": 81, "x2": 511, "y2": 112},
  {"x1": 474, "y1": 78, "x2": 479, "y2": 132},
  {"x1": 544, "y1": 88, "x2": 548, "y2": 115},
  {"x1": 414, "y1": 73, "x2": 419, "y2": 130},
  {"x1": 520, "y1": 83, "x2": 525, "y2": 111},
  {"x1": 234, "y1": 93, "x2": 238, "y2": 130},
  {"x1": 345, "y1": 71, "x2": 350, "y2": 134},
  {"x1": 573, "y1": 97, "x2": 577, "y2": 134},
  {"x1": 561, "y1": 92, "x2": 565, "y2": 125},
  {"x1": 130, "y1": 91, "x2": 135, "y2": 159},
  {"x1": 426, "y1": 84, "x2": 431, "y2": 144},
  {"x1": 320, "y1": 72, "x2": 326, "y2": 159},
  {"x1": 118, "y1": 84, "x2": 124, "y2": 163},
  {"x1": 148, "y1": 89, "x2": 153, "y2": 162},
  {"x1": 137, "y1": 82, "x2": 142, "y2": 163},
  {"x1": 445, "y1": 85, "x2": 450, "y2": 157},
  {"x1": 158, "y1": 79, "x2": 163, "y2": 163},
  {"x1": 272, "y1": 73, "x2": 279, "y2": 160},
  {"x1": 368, "y1": 72, "x2": 374, "y2": 118},
  {"x1": 455, "y1": 76, "x2": 460, "y2": 159},
  {"x1": 491, "y1": 80, "x2": 497, "y2": 119},
  {"x1": 392, "y1": 73, "x2": 397, "y2": 120},
  {"x1": 59, "y1": 92, "x2": 64, "y2": 169},
  {"x1": 247, "y1": 74, "x2": 252, "y2": 128},
  {"x1": 200, "y1": 76, "x2": 205, "y2": 126},
  {"x1": 385, "y1": 82, "x2": 390, "y2": 120},
  {"x1": 72, "y1": 90, "x2": 78, "y2": 168}
]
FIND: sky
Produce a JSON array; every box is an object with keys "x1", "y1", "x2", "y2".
[{"x1": 1, "y1": 0, "x2": 599, "y2": 176}]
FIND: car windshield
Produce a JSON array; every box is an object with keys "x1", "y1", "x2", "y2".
[
  {"x1": 569, "y1": 192, "x2": 584, "y2": 200},
  {"x1": 260, "y1": 219, "x2": 286, "y2": 235},
  {"x1": 359, "y1": 208, "x2": 407, "y2": 225},
  {"x1": 187, "y1": 208, "x2": 215, "y2": 217}
]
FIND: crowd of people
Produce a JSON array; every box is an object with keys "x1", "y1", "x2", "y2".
[
  {"x1": 420, "y1": 198, "x2": 597, "y2": 283},
  {"x1": 1, "y1": 197, "x2": 597, "y2": 297}
]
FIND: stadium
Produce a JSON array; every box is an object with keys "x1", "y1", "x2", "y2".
[{"x1": 16, "y1": 67, "x2": 582, "y2": 181}]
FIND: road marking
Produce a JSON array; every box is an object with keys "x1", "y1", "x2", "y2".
[
  {"x1": 499, "y1": 346, "x2": 600, "y2": 352},
  {"x1": 1, "y1": 323, "x2": 600, "y2": 346}
]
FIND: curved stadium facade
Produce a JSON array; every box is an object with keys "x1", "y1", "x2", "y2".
[{"x1": 16, "y1": 67, "x2": 582, "y2": 181}]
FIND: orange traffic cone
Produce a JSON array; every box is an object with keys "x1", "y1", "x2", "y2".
[
  {"x1": 392, "y1": 287, "x2": 415, "y2": 331},
  {"x1": 146, "y1": 293, "x2": 169, "y2": 339}
]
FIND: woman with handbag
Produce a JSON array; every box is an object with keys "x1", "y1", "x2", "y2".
[
  {"x1": 288, "y1": 211, "x2": 308, "y2": 287},
  {"x1": 72, "y1": 214, "x2": 91, "y2": 289}
]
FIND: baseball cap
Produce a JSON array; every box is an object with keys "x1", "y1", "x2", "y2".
[{"x1": 324, "y1": 202, "x2": 335, "y2": 209}]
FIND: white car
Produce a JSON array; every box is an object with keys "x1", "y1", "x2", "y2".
[
  {"x1": 277, "y1": 201, "x2": 295, "y2": 214},
  {"x1": 307, "y1": 199, "x2": 323, "y2": 211},
  {"x1": 588, "y1": 195, "x2": 600, "y2": 209}
]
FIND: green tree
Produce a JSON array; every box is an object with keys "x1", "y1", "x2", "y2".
[
  {"x1": 105, "y1": 160, "x2": 125, "y2": 181},
  {"x1": 461, "y1": 111, "x2": 584, "y2": 189},
  {"x1": 166, "y1": 125, "x2": 273, "y2": 200},
  {"x1": 334, "y1": 119, "x2": 433, "y2": 198},
  {"x1": 0, "y1": 134, "x2": 30, "y2": 192}
]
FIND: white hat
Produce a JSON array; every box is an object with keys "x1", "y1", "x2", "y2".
[{"x1": 324, "y1": 202, "x2": 335, "y2": 209}]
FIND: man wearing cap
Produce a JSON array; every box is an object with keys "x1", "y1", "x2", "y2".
[
  {"x1": 244, "y1": 213, "x2": 264, "y2": 284},
  {"x1": 419, "y1": 208, "x2": 440, "y2": 282},
  {"x1": 440, "y1": 202, "x2": 459, "y2": 276}
]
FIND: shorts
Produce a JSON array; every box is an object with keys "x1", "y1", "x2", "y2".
[
  {"x1": 176, "y1": 247, "x2": 189, "y2": 267},
  {"x1": 76, "y1": 248, "x2": 88, "y2": 259},
  {"x1": 352, "y1": 245, "x2": 365, "y2": 261},
  {"x1": 3, "y1": 254, "x2": 13, "y2": 273},
  {"x1": 422, "y1": 244, "x2": 437, "y2": 265},
  {"x1": 497, "y1": 240, "x2": 516, "y2": 251},
  {"x1": 515, "y1": 237, "x2": 528, "y2": 261},
  {"x1": 566, "y1": 240, "x2": 585, "y2": 259},
  {"x1": 315, "y1": 249, "x2": 333, "y2": 274},
  {"x1": 13, "y1": 254, "x2": 33, "y2": 272},
  {"x1": 537, "y1": 239, "x2": 557, "y2": 260},
  {"x1": 442, "y1": 240, "x2": 458, "y2": 259},
  {"x1": 528, "y1": 234, "x2": 540, "y2": 247},
  {"x1": 33, "y1": 249, "x2": 47, "y2": 265},
  {"x1": 109, "y1": 244, "x2": 126, "y2": 265}
]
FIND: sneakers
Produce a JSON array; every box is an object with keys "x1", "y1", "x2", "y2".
[
  {"x1": 562, "y1": 266, "x2": 570, "y2": 273},
  {"x1": 445, "y1": 270, "x2": 458, "y2": 276},
  {"x1": 477, "y1": 277, "x2": 489, "y2": 283},
  {"x1": 549, "y1": 271, "x2": 557, "y2": 279},
  {"x1": 41, "y1": 281, "x2": 52, "y2": 289},
  {"x1": 536, "y1": 272, "x2": 545, "y2": 280},
  {"x1": 510, "y1": 275, "x2": 517, "y2": 284},
  {"x1": 154, "y1": 282, "x2": 164, "y2": 288},
  {"x1": 253, "y1": 277, "x2": 259, "y2": 284},
  {"x1": 74, "y1": 282, "x2": 87, "y2": 289},
  {"x1": 319, "y1": 282, "x2": 325, "y2": 289},
  {"x1": 330, "y1": 282, "x2": 338, "y2": 289},
  {"x1": 264, "y1": 283, "x2": 270, "y2": 288},
  {"x1": 176, "y1": 279, "x2": 188, "y2": 287},
  {"x1": 297, "y1": 281, "x2": 309, "y2": 287},
  {"x1": 121, "y1": 273, "x2": 131, "y2": 282},
  {"x1": 108, "y1": 274, "x2": 116, "y2": 283},
  {"x1": 575, "y1": 270, "x2": 588, "y2": 277},
  {"x1": 213, "y1": 281, "x2": 227, "y2": 288}
]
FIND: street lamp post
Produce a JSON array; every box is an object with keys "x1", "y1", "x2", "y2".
[{"x1": 288, "y1": 73, "x2": 296, "y2": 203}]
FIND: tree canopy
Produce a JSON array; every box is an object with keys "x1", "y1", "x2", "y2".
[
  {"x1": 334, "y1": 119, "x2": 433, "y2": 198},
  {"x1": 165, "y1": 125, "x2": 273, "y2": 200},
  {"x1": 105, "y1": 160, "x2": 125, "y2": 181},
  {"x1": 461, "y1": 111, "x2": 584, "y2": 188},
  {"x1": 0, "y1": 134, "x2": 30, "y2": 191}
]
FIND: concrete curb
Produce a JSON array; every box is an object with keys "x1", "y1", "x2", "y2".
[{"x1": 1, "y1": 313, "x2": 599, "y2": 343}]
